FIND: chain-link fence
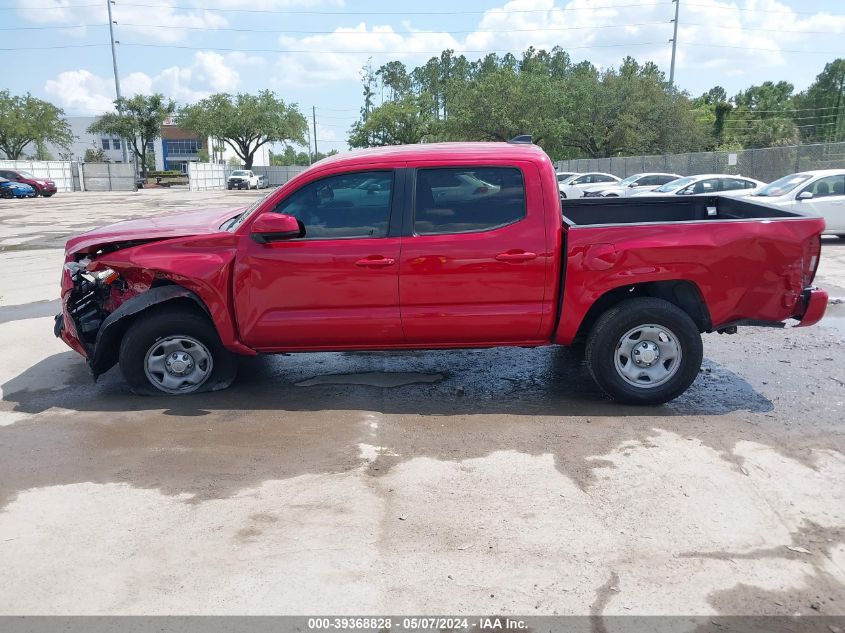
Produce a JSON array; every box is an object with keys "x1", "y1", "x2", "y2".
[{"x1": 554, "y1": 142, "x2": 845, "y2": 183}]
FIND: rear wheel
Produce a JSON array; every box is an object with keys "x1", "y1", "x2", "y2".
[
  {"x1": 0, "y1": 189, "x2": 12, "y2": 199},
  {"x1": 585, "y1": 297, "x2": 702, "y2": 405},
  {"x1": 119, "y1": 307, "x2": 238, "y2": 395}
]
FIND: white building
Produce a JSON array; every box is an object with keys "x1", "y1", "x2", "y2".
[{"x1": 47, "y1": 116, "x2": 128, "y2": 163}]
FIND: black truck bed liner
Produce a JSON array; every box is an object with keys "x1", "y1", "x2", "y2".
[{"x1": 562, "y1": 195, "x2": 801, "y2": 227}]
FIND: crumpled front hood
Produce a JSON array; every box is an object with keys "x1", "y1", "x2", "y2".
[{"x1": 65, "y1": 206, "x2": 244, "y2": 255}]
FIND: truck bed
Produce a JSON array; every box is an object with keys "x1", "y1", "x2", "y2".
[
  {"x1": 561, "y1": 195, "x2": 799, "y2": 227},
  {"x1": 554, "y1": 194, "x2": 825, "y2": 346}
]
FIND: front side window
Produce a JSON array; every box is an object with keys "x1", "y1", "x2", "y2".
[
  {"x1": 801, "y1": 175, "x2": 845, "y2": 199},
  {"x1": 414, "y1": 167, "x2": 526, "y2": 235},
  {"x1": 273, "y1": 170, "x2": 393, "y2": 239}
]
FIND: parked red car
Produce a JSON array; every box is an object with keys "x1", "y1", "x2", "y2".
[
  {"x1": 0, "y1": 169, "x2": 57, "y2": 197},
  {"x1": 55, "y1": 141, "x2": 827, "y2": 404}
]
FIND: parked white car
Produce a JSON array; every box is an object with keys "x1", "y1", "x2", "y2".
[
  {"x1": 580, "y1": 173, "x2": 681, "y2": 197},
  {"x1": 227, "y1": 170, "x2": 260, "y2": 190},
  {"x1": 748, "y1": 169, "x2": 845, "y2": 237},
  {"x1": 559, "y1": 172, "x2": 621, "y2": 198},
  {"x1": 631, "y1": 174, "x2": 765, "y2": 198},
  {"x1": 556, "y1": 171, "x2": 578, "y2": 184}
]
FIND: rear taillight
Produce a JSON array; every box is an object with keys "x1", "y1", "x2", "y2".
[
  {"x1": 473, "y1": 186, "x2": 488, "y2": 194},
  {"x1": 804, "y1": 234, "x2": 821, "y2": 287}
]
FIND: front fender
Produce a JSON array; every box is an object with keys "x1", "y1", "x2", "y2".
[{"x1": 89, "y1": 285, "x2": 209, "y2": 377}]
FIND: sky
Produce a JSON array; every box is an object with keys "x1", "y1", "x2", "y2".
[{"x1": 2, "y1": 0, "x2": 844, "y2": 155}]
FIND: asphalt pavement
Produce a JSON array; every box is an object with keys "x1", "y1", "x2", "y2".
[{"x1": 0, "y1": 190, "x2": 843, "y2": 616}]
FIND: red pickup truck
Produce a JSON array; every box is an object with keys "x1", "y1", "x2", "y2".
[{"x1": 55, "y1": 141, "x2": 828, "y2": 404}]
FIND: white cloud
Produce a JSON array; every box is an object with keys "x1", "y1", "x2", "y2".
[
  {"x1": 272, "y1": 0, "x2": 845, "y2": 91},
  {"x1": 43, "y1": 52, "x2": 255, "y2": 114},
  {"x1": 44, "y1": 70, "x2": 116, "y2": 114},
  {"x1": 276, "y1": 23, "x2": 461, "y2": 86},
  {"x1": 14, "y1": 0, "x2": 342, "y2": 43}
]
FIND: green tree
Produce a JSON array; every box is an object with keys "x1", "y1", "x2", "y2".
[
  {"x1": 84, "y1": 147, "x2": 106, "y2": 162},
  {"x1": 179, "y1": 91, "x2": 307, "y2": 169},
  {"x1": 349, "y1": 96, "x2": 434, "y2": 147},
  {"x1": 793, "y1": 59, "x2": 845, "y2": 143},
  {"x1": 0, "y1": 90, "x2": 73, "y2": 160},
  {"x1": 88, "y1": 94, "x2": 175, "y2": 177}
]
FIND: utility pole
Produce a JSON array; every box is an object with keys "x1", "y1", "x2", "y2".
[
  {"x1": 106, "y1": 0, "x2": 129, "y2": 164},
  {"x1": 312, "y1": 106, "x2": 318, "y2": 158},
  {"x1": 669, "y1": 0, "x2": 680, "y2": 90}
]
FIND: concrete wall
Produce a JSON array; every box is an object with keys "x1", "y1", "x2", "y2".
[
  {"x1": 188, "y1": 163, "x2": 227, "y2": 191},
  {"x1": 81, "y1": 162, "x2": 136, "y2": 192},
  {"x1": 0, "y1": 160, "x2": 75, "y2": 192},
  {"x1": 188, "y1": 163, "x2": 308, "y2": 191}
]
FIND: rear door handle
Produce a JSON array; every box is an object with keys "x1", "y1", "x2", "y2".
[
  {"x1": 355, "y1": 256, "x2": 396, "y2": 267},
  {"x1": 495, "y1": 251, "x2": 537, "y2": 262}
]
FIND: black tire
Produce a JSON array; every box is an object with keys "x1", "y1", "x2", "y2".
[
  {"x1": 228, "y1": 185, "x2": 233, "y2": 190},
  {"x1": 585, "y1": 297, "x2": 703, "y2": 405},
  {"x1": 0, "y1": 189, "x2": 12, "y2": 199},
  {"x1": 118, "y1": 306, "x2": 238, "y2": 396},
  {"x1": 31, "y1": 186, "x2": 41, "y2": 197}
]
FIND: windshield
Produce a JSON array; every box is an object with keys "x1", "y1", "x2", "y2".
[
  {"x1": 231, "y1": 170, "x2": 248, "y2": 176},
  {"x1": 222, "y1": 193, "x2": 271, "y2": 231},
  {"x1": 18, "y1": 171, "x2": 35, "y2": 178},
  {"x1": 752, "y1": 173, "x2": 812, "y2": 197},
  {"x1": 655, "y1": 176, "x2": 695, "y2": 192}
]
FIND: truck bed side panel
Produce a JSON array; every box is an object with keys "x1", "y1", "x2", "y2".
[{"x1": 554, "y1": 216, "x2": 825, "y2": 344}]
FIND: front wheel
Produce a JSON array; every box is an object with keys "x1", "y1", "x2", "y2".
[
  {"x1": 585, "y1": 297, "x2": 703, "y2": 405},
  {"x1": 119, "y1": 307, "x2": 238, "y2": 395}
]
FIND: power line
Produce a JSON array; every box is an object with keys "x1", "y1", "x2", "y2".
[
  {"x1": 0, "y1": 23, "x2": 108, "y2": 30},
  {"x1": 115, "y1": 1, "x2": 667, "y2": 15},
  {"x1": 683, "y1": 21, "x2": 845, "y2": 35},
  {"x1": 0, "y1": 2, "x2": 99, "y2": 8},
  {"x1": 684, "y1": 1, "x2": 845, "y2": 16},
  {"x1": 120, "y1": 41, "x2": 665, "y2": 54},
  {"x1": 111, "y1": 21, "x2": 672, "y2": 35},
  {"x1": 0, "y1": 43, "x2": 105, "y2": 50}
]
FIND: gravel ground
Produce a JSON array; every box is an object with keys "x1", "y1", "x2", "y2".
[{"x1": 0, "y1": 189, "x2": 843, "y2": 616}]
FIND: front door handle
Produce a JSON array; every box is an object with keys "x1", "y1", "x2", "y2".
[
  {"x1": 495, "y1": 251, "x2": 537, "y2": 262},
  {"x1": 355, "y1": 256, "x2": 396, "y2": 267}
]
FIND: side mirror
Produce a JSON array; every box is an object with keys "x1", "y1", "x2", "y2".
[
  {"x1": 797, "y1": 191, "x2": 814, "y2": 201},
  {"x1": 250, "y1": 213, "x2": 302, "y2": 243},
  {"x1": 629, "y1": 182, "x2": 638, "y2": 187}
]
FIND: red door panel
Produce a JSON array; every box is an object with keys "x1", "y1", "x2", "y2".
[
  {"x1": 399, "y1": 163, "x2": 549, "y2": 344},
  {"x1": 235, "y1": 237, "x2": 403, "y2": 349},
  {"x1": 234, "y1": 168, "x2": 403, "y2": 350}
]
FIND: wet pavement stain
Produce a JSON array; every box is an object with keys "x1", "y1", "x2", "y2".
[{"x1": 295, "y1": 371, "x2": 445, "y2": 388}]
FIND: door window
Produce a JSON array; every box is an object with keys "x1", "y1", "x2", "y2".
[
  {"x1": 414, "y1": 167, "x2": 526, "y2": 235},
  {"x1": 272, "y1": 171, "x2": 393, "y2": 239},
  {"x1": 801, "y1": 175, "x2": 845, "y2": 199}
]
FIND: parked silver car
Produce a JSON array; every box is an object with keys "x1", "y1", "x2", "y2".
[
  {"x1": 558, "y1": 172, "x2": 621, "y2": 198},
  {"x1": 581, "y1": 173, "x2": 681, "y2": 197},
  {"x1": 631, "y1": 174, "x2": 764, "y2": 198}
]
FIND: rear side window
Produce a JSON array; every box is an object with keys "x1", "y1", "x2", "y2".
[
  {"x1": 655, "y1": 175, "x2": 676, "y2": 185},
  {"x1": 595, "y1": 174, "x2": 617, "y2": 183},
  {"x1": 414, "y1": 167, "x2": 526, "y2": 235},
  {"x1": 273, "y1": 170, "x2": 393, "y2": 239}
]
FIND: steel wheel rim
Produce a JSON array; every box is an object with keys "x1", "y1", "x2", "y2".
[
  {"x1": 613, "y1": 324, "x2": 682, "y2": 389},
  {"x1": 144, "y1": 335, "x2": 213, "y2": 394}
]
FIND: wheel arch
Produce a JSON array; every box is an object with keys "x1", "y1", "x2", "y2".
[
  {"x1": 573, "y1": 280, "x2": 712, "y2": 343},
  {"x1": 89, "y1": 284, "x2": 212, "y2": 377}
]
